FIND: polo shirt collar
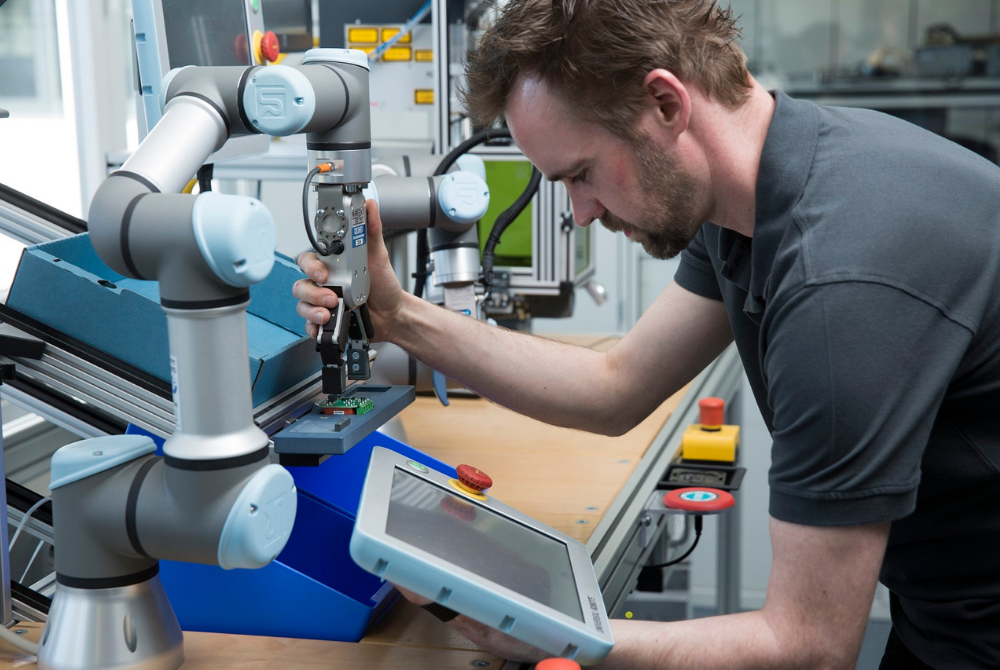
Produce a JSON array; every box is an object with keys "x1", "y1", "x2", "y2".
[{"x1": 746, "y1": 91, "x2": 820, "y2": 309}]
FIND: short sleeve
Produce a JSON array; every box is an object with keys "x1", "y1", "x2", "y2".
[
  {"x1": 763, "y1": 281, "x2": 973, "y2": 526},
  {"x1": 675, "y1": 226, "x2": 723, "y2": 302}
]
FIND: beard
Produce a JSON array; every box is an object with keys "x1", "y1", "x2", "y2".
[{"x1": 598, "y1": 131, "x2": 700, "y2": 260}]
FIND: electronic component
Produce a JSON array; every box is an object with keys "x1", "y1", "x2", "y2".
[{"x1": 320, "y1": 396, "x2": 374, "y2": 415}]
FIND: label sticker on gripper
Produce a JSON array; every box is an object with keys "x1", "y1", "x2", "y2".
[{"x1": 352, "y1": 223, "x2": 367, "y2": 247}]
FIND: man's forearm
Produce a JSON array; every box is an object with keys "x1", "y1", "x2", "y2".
[
  {"x1": 389, "y1": 293, "x2": 634, "y2": 434},
  {"x1": 600, "y1": 612, "x2": 842, "y2": 670}
]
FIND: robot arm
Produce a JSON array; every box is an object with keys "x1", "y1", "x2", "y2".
[{"x1": 39, "y1": 50, "x2": 378, "y2": 670}]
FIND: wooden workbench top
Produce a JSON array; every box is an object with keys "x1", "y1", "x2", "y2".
[
  {"x1": 0, "y1": 608, "x2": 506, "y2": 669},
  {"x1": 0, "y1": 335, "x2": 686, "y2": 668},
  {"x1": 397, "y1": 393, "x2": 682, "y2": 542}
]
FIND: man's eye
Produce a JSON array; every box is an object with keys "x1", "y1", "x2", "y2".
[{"x1": 571, "y1": 170, "x2": 588, "y2": 184}]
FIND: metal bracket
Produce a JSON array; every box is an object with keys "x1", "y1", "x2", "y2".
[
  {"x1": 318, "y1": 301, "x2": 376, "y2": 393},
  {"x1": 639, "y1": 489, "x2": 733, "y2": 549},
  {"x1": 317, "y1": 300, "x2": 349, "y2": 395},
  {"x1": 0, "y1": 329, "x2": 46, "y2": 387}
]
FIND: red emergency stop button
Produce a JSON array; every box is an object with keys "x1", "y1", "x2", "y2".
[
  {"x1": 456, "y1": 464, "x2": 492, "y2": 493},
  {"x1": 261, "y1": 30, "x2": 280, "y2": 62},
  {"x1": 699, "y1": 397, "x2": 725, "y2": 429},
  {"x1": 536, "y1": 659, "x2": 581, "y2": 670},
  {"x1": 664, "y1": 487, "x2": 735, "y2": 513}
]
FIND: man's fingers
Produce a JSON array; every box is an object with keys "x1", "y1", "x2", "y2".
[
  {"x1": 293, "y1": 278, "x2": 339, "y2": 307},
  {"x1": 366, "y1": 199, "x2": 385, "y2": 240},
  {"x1": 366, "y1": 199, "x2": 393, "y2": 266},
  {"x1": 297, "y1": 252, "x2": 329, "y2": 284},
  {"x1": 296, "y1": 300, "x2": 332, "y2": 325}
]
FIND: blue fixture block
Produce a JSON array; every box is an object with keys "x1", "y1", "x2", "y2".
[{"x1": 273, "y1": 385, "x2": 416, "y2": 457}]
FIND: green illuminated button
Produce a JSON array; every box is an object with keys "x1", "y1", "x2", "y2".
[
  {"x1": 252, "y1": 0, "x2": 260, "y2": 11},
  {"x1": 407, "y1": 460, "x2": 428, "y2": 473}
]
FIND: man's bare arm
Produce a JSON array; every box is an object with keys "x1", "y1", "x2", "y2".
[
  {"x1": 296, "y1": 201, "x2": 733, "y2": 435},
  {"x1": 434, "y1": 518, "x2": 889, "y2": 668},
  {"x1": 392, "y1": 281, "x2": 731, "y2": 435},
  {"x1": 597, "y1": 518, "x2": 888, "y2": 669}
]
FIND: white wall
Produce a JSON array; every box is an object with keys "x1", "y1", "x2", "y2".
[{"x1": 0, "y1": 0, "x2": 82, "y2": 217}]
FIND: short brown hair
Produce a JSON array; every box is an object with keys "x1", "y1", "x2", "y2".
[{"x1": 463, "y1": 0, "x2": 751, "y2": 136}]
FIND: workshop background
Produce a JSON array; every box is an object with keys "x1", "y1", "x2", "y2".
[{"x1": 4, "y1": 1, "x2": 1000, "y2": 668}]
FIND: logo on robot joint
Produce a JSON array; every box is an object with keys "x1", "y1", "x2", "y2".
[
  {"x1": 262, "y1": 491, "x2": 293, "y2": 545},
  {"x1": 454, "y1": 184, "x2": 481, "y2": 208},
  {"x1": 256, "y1": 85, "x2": 286, "y2": 118}
]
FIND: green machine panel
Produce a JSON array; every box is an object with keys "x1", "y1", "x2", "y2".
[{"x1": 479, "y1": 160, "x2": 534, "y2": 268}]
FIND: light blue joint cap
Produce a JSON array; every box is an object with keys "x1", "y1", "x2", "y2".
[
  {"x1": 50, "y1": 436, "x2": 156, "y2": 490},
  {"x1": 438, "y1": 172, "x2": 490, "y2": 226},
  {"x1": 217, "y1": 464, "x2": 298, "y2": 570},
  {"x1": 192, "y1": 192, "x2": 276, "y2": 287},
  {"x1": 242, "y1": 65, "x2": 317, "y2": 136},
  {"x1": 455, "y1": 154, "x2": 487, "y2": 182}
]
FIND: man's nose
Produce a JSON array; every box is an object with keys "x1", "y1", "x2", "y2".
[{"x1": 567, "y1": 190, "x2": 602, "y2": 227}]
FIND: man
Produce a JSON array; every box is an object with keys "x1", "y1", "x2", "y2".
[{"x1": 295, "y1": 1, "x2": 1000, "y2": 667}]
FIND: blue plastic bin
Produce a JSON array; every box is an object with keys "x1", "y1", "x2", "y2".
[{"x1": 158, "y1": 431, "x2": 456, "y2": 641}]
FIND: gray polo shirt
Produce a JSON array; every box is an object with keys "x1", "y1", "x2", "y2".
[{"x1": 675, "y1": 92, "x2": 1000, "y2": 668}]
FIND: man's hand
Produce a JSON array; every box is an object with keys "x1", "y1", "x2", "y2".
[
  {"x1": 294, "y1": 199, "x2": 405, "y2": 343},
  {"x1": 395, "y1": 586, "x2": 548, "y2": 664}
]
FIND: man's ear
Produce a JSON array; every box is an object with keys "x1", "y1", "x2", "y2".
[{"x1": 642, "y1": 69, "x2": 691, "y2": 140}]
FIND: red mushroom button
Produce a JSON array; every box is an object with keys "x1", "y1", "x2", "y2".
[
  {"x1": 456, "y1": 464, "x2": 492, "y2": 493},
  {"x1": 699, "y1": 397, "x2": 725, "y2": 428},
  {"x1": 261, "y1": 31, "x2": 280, "y2": 62},
  {"x1": 536, "y1": 660, "x2": 581, "y2": 670}
]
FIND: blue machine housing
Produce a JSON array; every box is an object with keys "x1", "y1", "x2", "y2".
[
  {"x1": 158, "y1": 431, "x2": 457, "y2": 641},
  {"x1": 6, "y1": 234, "x2": 319, "y2": 406}
]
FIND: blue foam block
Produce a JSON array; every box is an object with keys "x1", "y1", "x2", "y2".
[{"x1": 7, "y1": 234, "x2": 319, "y2": 406}]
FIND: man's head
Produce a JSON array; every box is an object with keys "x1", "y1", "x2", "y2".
[{"x1": 463, "y1": 0, "x2": 752, "y2": 258}]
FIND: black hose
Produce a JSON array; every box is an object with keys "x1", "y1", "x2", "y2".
[
  {"x1": 197, "y1": 164, "x2": 214, "y2": 193},
  {"x1": 433, "y1": 128, "x2": 511, "y2": 176},
  {"x1": 644, "y1": 515, "x2": 704, "y2": 570},
  {"x1": 413, "y1": 229, "x2": 430, "y2": 298},
  {"x1": 481, "y1": 166, "x2": 542, "y2": 289},
  {"x1": 302, "y1": 166, "x2": 329, "y2": 256},
  {"x1": 413, "y1": 129, "x2": 515, "y2": 298}
]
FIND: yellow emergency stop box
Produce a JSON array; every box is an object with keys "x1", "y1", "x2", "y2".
[{"x1": 682, "y1": 424, "x2": 740, "y2": 462}]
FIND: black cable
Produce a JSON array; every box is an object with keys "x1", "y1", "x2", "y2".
[
  {"x1": 197, "y1": 164, "x2": 214, "y2": 193},
  {"x1": 413, "y1": 228, "x2": 430, "y2": 298},
  {"x1": 644, "y1": 515, "x2": 704, "y2": 570},
  {"x1": 433, "y1": 128, "x2": 512, "y2": 177},
  {"x1": 412, "y1": 128, "x2": 514, "y2": 298},
  {"x1": 481, "y1": 166, "x2": 542, "y2": 288},
  {"x1": 302, "y1": 166, "x2": 329, "y2": 255}
]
